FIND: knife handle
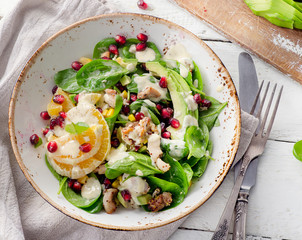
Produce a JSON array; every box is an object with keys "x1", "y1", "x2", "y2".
[{"x1": 232, "y1": 192, "x2": 249, "y2": 240}]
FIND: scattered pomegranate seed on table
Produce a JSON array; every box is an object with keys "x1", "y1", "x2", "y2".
[
  {"x1": 53, "y1": 94, "x2": 65, "y2": 104},
  {"x1": 201, "y1": 99, "x2": 212, "y2": 108},
  {"x1": 71, "y1": 61, "x2": 83, "y2": 71},
  {"x1": 136, "y1": 42, "x2": 147, "y2": 51},
  {"x1": 72, "y1": 181, "x2": 82, "y2": 192},
  {"x1": 193, "y1": 93, "x2": 202, "y2": 104},
  {"x1": 115, "y1": 35, "x2": 126, "y2": 45},
  {"x1": 159, "y1": 77, "x2": 167, "y2": 88},
  {"x1": 52, "y1": 85, "x2": 58, "y2": 94},
  {"x1": 161, "y1": 107, "x2": 173, "y2": 119},
  {"x1": 47, "y1": 141, "x2": 58, "y2": 153},
  {"x1": 137, "y1": 0, "x2": 148, "y2": 10},
  {"x1": 135, "y1": 112, "x2": 145, "y2": 121},
  {"x1": 40, "y1": 111, "x2": 51, "y2": 120},
  {"x1": 79, "y1": 143, "x2": 92, "y2": 153},
  {"x1": 121, "y1": 189, "x2": 132, "y2": 201},
  {"x1": 29, "y1": 134, "x2": 40, "y2": 145},
  {"x1": 111, "y1": 138, "x2": 120, "y2": 148},
  {"x1": 42, "y1": 128, "x2": 49, "y2": 136},
  {"x1": 108, "y1": 44, "x2": 119, "y2": 55},
  {"x1": 137, "y1": 33, "x2": 148, "y2": 42},
  {"x1": 162, "y1": 131, "x2": 171, "y2": 139},
  {"x1": 170, "y1": 118, "x2": 180, "y2": 128}
]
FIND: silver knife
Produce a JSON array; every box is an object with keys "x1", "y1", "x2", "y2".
[{"x1": 233, "y1": 52, "x2": 259, "y2": 240}]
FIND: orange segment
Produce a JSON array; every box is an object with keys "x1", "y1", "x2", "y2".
[
  {"x1": 55, "y1": 87, "x2": 75, "y2": 112},
  {"x1": 47, "y1": 100, "x2": 63, "y2": 117}
]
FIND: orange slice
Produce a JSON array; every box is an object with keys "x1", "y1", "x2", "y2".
[{"x1": 55, "y1": 87, "x2": 75, "y2": 112}]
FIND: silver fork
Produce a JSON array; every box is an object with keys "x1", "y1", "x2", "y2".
[{"x1": 211, "y1": 81, "x2": 283, "y2": 240}]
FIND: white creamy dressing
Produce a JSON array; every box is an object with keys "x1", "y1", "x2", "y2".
[
  {"x1": 193, "y1": 79, "x2": 199, "y2": 88},
  {"x1": 66, "y1": 103, "x2": 99, "y2": 126},
  {"x1": 181, "y1": 91, "x2": 198, "y2": 111},
  {"x1": 135, "y1": 170, "x2": 143, "y2": 176},
  {"x1": 142, "y1": 99, "x2": 156, "y2": 108},
  {"x1": 164, "y1": 59, "x2": 178, "y2": 69},
  {"x1": 106, "y1": 144, "x2": 129, "y2": 164},
  {"x1": 161, "y1": 139, "x2": 186, "y2": 159},
  {"x1": 179, "y1": 64, "x2": 189, "y2": 78},
  {"x1": 118, "y1": 175, "x2": 150, "y2": 205},
  {"x1": 133, "y1": 73, "x2": 167, "y2": 102},
  {"x1": 81, "y1": 177, "x2": 102, "y2": 200},
  {"x1": 129, "y1": 44, "x2": 136, "y2": 54},
  {"x1": 126, "y1": 63, "x2": 136, "y2": 72},
  {"x1": 140, "y1": 106, "x2": 151, "y2": 119},
  {"x1": 173, "y1": 115, "x2": 198, "y2": 140},
  {"x1": 129, "y1": 44, "x2": 156, "y2": 62}
]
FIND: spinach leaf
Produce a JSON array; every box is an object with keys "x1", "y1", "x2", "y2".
[
  {"x1": 105, "y1": 95, "x2": 123, "y2": 133},
  {"x1": 199, "y1": 96, "x2": 227, "y2": 131},
  {"x1": 146, "y1": 176, "x2": 185, "y2": 209},
  {"x1": 76, "y1": 59, "x2": 128, "y2": 92},
  {"x1": 45, "y1": 155, "x2": 63, "y2": 182},
  {"x1": 120, "y1": 38, "x2": 140, "y2": 59},
  {"x1": 146, "y1": 42, "x2": 162, "y2": 61},
  {"x1": 185, "y1": 125, "x2": 208, "y2": 159},
  {"x1": 81, "y1": 195, "x2": 103, "y2": 213},
  {"x1": 160, "y1": 139, "x2": 189, "y2": 160},
  {"x1": 129, "y1": 99, "x2": 159, "y2": 115},
  {"x1": 148, "y1": 109, "x2": 160, "y2": 125},
  {"x1": 61, "y1": 173, "x2": 101, "y2": 208},
  {"x1": 162, "y1": 154, "x2": 189, "y2": 195},
  {"x1": 192, "y1": 61, "x2": 203, "y2": 91},
  {"x1": 127, "y1": 74, "x2": 157, "y2": 93},
  {"x1": 181, "y1": 163, "x2": 194, "y2": 184},
  {"x1": 54, "y1": 68, "x2": 83, "y2": 93},
  {"x1": 93, "y1": 38, "x2": 116, "y2": 59},
  {"x1": 105, "y1": 152, "x2": 163, "y2": 179},
  {"x1": 192, "y1": 140, "x2": 213, "y2": 178}
]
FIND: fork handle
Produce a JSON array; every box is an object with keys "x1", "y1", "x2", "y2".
[
  {"x1": 232, "y1": 192, "x2": 249, "y2": 240},
  {"x1": 211, "y1": 155, "x2": 251, "y2": 240}
]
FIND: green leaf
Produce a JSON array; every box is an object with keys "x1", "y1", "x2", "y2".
[
  {"x1": 93, "y1": 38, "x2": 116, "y2": 59},
  {"x1": 192, "y1": 140, "x2": 213, "y2": 178},
  {"x1": 45, "y1": 155, "x2": 63, "y2": 182},
  {"x1": 76, "y1": 59, "x2": 128, "y2": 92},
  {"x1": 80, "y1": 195, "x2": 103, "y2": 213},
  {"x1": 54, "y1": 68, "x2": 83, "y2": 93},
  {"x1": 34, "y1": 137, "x2": 43, "y2": 148},
  {"x1": 64, "y1": 123, "x2": 77, "y2": 134},
  {"x1": 192, "y1": 61, "x2": 203, "y2": 91},
  {"x1": 148, "y1": 109, "x2": 160, "y2": 125},
  {"x1": 181, "y1": 163, "x2": 194, "y2": 184},
  {"x1": 105, "y1": 95, "x2": 123, "y2": 133},
  {"x1": 185, "y1": 125, "x2": 208, "y2": 159},
  {"x1": 58, "y1": 177, "x2": 68, "y2": 194},
  {"x1": 293, "y1": 140, "x2": 302, "y2": 161},
  {"x1": 65, "y1": 122, "x2": 89, "y2": 134}
]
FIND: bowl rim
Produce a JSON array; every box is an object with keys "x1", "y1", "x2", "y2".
[{"x1": 8, "y1": 12, "x2": 241, "y2": 231}]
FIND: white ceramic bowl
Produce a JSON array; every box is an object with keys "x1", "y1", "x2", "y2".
[{"x1": 9, "y1": 13, "x2": 241, "y2": 230}]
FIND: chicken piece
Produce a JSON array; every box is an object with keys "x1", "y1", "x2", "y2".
[
  {"x1": 137, "y1": 87, "x2": 161, "y2": 100},
  {"x1": 121, "y1": 117, "x2": 158, "y2": 148},
  {"x1": 155, "y1": 158, "x2": 170, "y2": 172},
  {"x1": 103, "y1": 188, "x2": 118, "y2": 214},
  {"x1": 148, "y1": 192, "x2": 173, "y2": 212},
  {"x1": 93, "y1": 164, "x2": 106, "y2": 175},
  {"x1": 101, "y1": 51, "x2": 110, "y2": 58},
  {"x1": 104, "y1": 89, "x2": 117, "y2": 108},
  {"x1": 147, "y1": 134, "x2": 163, "y2": 162}
]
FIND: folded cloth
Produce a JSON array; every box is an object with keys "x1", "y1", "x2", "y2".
[{"x1": 0, "y1": 0, "x2": 258, "y2": 239}]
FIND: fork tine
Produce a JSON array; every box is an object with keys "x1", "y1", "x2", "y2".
[
  {"x1": 259, "y1": 83, "x2": 277, "y2": 135},
  {"x1": 265, "y1": 85, "x2": 283, "y2": 136},
  {"x1": 250, "y1": 80, "x2": 264, "y2": 115},
  {"x1": 255, "y1": 82, "x2": 270, "y2": 119}
]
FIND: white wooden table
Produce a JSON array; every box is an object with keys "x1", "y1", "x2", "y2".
[{"x1": 2, "y1": 1, "x2": 302, "y2": 239}]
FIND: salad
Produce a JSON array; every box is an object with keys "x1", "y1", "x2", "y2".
[{"x1": 29, "y1": 33, "x2": 227, "y2": 214}]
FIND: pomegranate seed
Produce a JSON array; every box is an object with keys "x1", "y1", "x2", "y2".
[
  {"x1": 170, "y1": 118, "x2": 180, "y2": 129},
  {"x1": 121, "y1": 189, "x2": 132, "y2": 201},
  {"x1": 162, "y1": 131, "x2": 171, "y2": 139},
  {"x1": 130, "y1": 94, "x2": 137, "y2": 102},
  {"x1": 59, "y1": 111, "x2": 67, "y2": 119},
  {"x1": 47, "y1": 141, "x2": 58, "y2": 153},
  {"x1": 71, "y1": 61, "x2": 83, "y2": 71},
  {"x1": 42, "y1": 128, "x2": 49, "y2": 136},
  {"x1": 116, "y1": 82, "x2": 125, "y2": 92},
  {"x1": 137, "y1": 0, "x2": 148, "y2": 10},
  {"x1": 136, "y1": 42, "x2": 147, "y2": 51},
  {"x1": 30, "y1": 134, "x2": 40, "y2": 145},
  {"x1": 108, "y1": 44, "x2": 119, "y2": 55},
  {"x1": 193, "y1": 94, "x2": 202, "y2": 104},
  {"x1": 74, "y1": 94, "x2": 79, "y2": 103},
  {"x1": 56, "y1": 116, "x2": 65, "y2": 128},
  {"x1": 68, "y1": 179, "x2": 75, "y2": 188},
  {"x1": 79, "y1": 143, "x2": 92, "y2": 153},
  {"x1": 72, "y1": 181, "x2": 82, "y2": 192},
  {"x1": 135, "y1": 112, "x2": 145, "y2": 121},
  {"x1": 137, "y1": 33, "x2": 148, "y2": 42},
  {"x1": 201, "y1": 99, "x2": 212, "y2": 108},
  {"x1": 134, "y1": 146, "x2": 140, "y2": 151},
  {"x1": 156, "y1": 104, "x2": 163, "y2": 112},
  {"x1": 161, "y1": 107, "x2": 173, "y2": 119},
  {"x1": 49, "y1": 119, "x2": 57, "y2": 130},
  {"x1": 40, "y1": 111, "x2": 51, "y2": 120},
  {"x1": 97, "y1": 107, "x2": 103, "y2": 113},
  {"x1": 111, "y1": 138, "x2": 120, "y2": 148},
  {"x1": 115, "y1": 35, "x2": 126, "y2": 45},
  {"x1": 52, "y1": 85, "x2": 58, "y2": 94},
  {"x1": 104, "y1": 178, "x2": 111, "y2": 189},
  {"x1": 159, "y1": 77, "x2": 167, "y2": 88},
  {"x1": 160, "y1": 122, "x2": 166, "y2": 132},
  {"x1": 101, "y1": 56, "x2": 111, "y2": 60},
  {"x1": 53, "y1": 95, "x2": 65, "y2": 104},
  {"x1": 122, "y1": 105, "x2": 130, "y2": 115}
]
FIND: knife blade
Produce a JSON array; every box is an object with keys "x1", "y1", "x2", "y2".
[{"x1": 232, "y1": 52, "x2": 259, "y2": 240}]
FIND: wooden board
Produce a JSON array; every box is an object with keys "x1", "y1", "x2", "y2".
[{"x1": 174, "y1": 0, "x2": 302, "y2": 84}]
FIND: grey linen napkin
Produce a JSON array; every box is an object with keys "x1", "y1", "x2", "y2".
[{"x1": 0, "y1": 0, "x2": 258, "y2": 239}]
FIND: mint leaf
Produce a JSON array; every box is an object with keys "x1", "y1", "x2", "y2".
[
  {"x1": 34, "y1": 137, "x2": 43, "y2": 148},
  {"x1": 65, "y1": 123, "x2": 77, "y2": 134},
  {"x1": 74, "y1": 122, "x2": 89, "y2": 134}
]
